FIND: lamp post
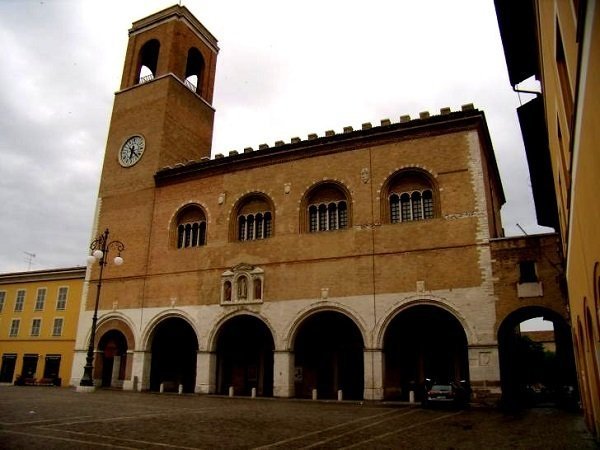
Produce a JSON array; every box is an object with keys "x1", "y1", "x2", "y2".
[{"x1": 79, "y1": 228, "x2": 124, "y2": 388}]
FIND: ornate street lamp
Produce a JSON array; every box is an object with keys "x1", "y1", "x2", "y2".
[{"x1": 79, "y1": 228, "x2": 124, "y2": 388}]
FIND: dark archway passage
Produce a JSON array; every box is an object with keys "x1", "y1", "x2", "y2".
[
  {"x1": 97, "y1": 330, "x2": 128, "y2": 388},
  {"x1": 216, "y1": 315, "x2": 274, "y2": 397},
  {"x1": 383, "y1": 305, "x2": 469, "y2": 401},
  {"x1": 294, "y1": 311, "x2": 364, "y2": 400},
  {"x1": 149, "y1": 318, "x2": 198, "y2": 393},
  {"x1": 498, "y1": 307, "x2": 577, "y2": 408}
]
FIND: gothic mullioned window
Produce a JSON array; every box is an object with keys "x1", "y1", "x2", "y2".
[
  {"x1": 234, "y1": 194, "x2": 274, "y2": 242},
  {"x1": 175, "y1": 205, "x2": 207, "y2": 249},
  {"x1": 389, "y1": 189, "x2": 434, "y2": 223},
  {"x1": 305, "y1": 182, "x2": 350, "y2": 233},
  {"x1": 308, "y1": 201, "x2": 348, "y2": 232},
  {"x1": 385, "y1": 170, "x2": 437, "y2": 224}
]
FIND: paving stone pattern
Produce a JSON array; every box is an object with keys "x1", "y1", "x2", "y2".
[{"x1": 0, "y1": 387, "x2": 596, "y2": 449}]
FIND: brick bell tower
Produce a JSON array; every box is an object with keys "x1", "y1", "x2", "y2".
[{"x1": 93, "y1": 5, "x2": 218, "y2": 278}]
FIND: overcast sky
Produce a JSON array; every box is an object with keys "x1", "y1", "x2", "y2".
[{"x1": 0, "y1": 0, "x2": 551, "y2": 274}]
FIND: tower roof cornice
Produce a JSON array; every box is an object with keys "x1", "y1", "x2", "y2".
[{"x1": 129, "y1": 4, "x2": 219, "y2": 53}]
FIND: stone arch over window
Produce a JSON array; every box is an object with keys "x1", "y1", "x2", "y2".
[
  {"x1": 174, "y1": 204, "x2": 207, "y2": 249},
  {"x1": 231, "y1": 193, "x2": 274, "y2": 242},
  {"x1": 184, "y1": 47, "x2": 205, "y2": 95},
  {"x1": 138, "y1": 39, "x2": 160, "y2": 84},
  {"x1": 381, "y1": 168, "x2": 438, "y2": 224},
  {"x1": 221, "y1": 263, "x2": 264, "y2": 304},
  {"x1": 302, "y1": 181, "x2": 351, "y2": 233}
]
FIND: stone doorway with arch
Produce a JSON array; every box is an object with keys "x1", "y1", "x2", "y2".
[
  {"x1": 149, "y1": 317, "x2": 199, "y2": 393},
  {"x1": 215, "y1": 314, "x2": 274, "y2": 397},
  {"x1": 93, "y1": 319, "x2": 135, "y2": 389},
  {"x1": 97, "y1": 330, "x2": 128, "y2": 388},
  {"x1": 383, "y1": 304, "x2": 469, "y2": 401},
  {"x1": 293, "y1": 310, "x2": 364, "y2": 400},
  {"x1": 497, "y1": 306, "x2": 577, "y2": 409}
]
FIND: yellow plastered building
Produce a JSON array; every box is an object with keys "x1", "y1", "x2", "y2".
[
  {"x1": 0, "y1": 267, "x2": 85, "y2": 386},
  {"x1": 496, "y1": 0, "x2": 600, "y2": 437}
]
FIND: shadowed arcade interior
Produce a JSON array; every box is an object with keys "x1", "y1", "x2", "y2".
[
  {"x1": 150, "y1": 317, "x2": 198, "y2": 393},
  {"x1": 384, "y1": 305, "x2": 469, "y2": 401},
  {"x1": 294, "y1": 311, "x2": 364, "y2": 400},
  {"x1": 498, "y1": 306, "x2": 577, "y2": 408},
  {"x1": 216, "y1": 315, "x2": 274, "y2": 397}
]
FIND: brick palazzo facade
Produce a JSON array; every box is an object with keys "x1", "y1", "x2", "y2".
[{"x1": 70, "y1": 5, "x2": 573, "y2": 402}]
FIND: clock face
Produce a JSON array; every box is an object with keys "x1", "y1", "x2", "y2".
[{"x1": 118, "y1": 135, "x2": 145, "y2": 167}]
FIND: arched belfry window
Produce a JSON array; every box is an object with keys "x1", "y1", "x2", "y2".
[
  {"x1": 138, "y1": 39, "x2": 160, "y2": 84},
  {"x1": 233, "y1": 194, "x2": 274, "y2": 242},
  {"x1": 175, "y1": 205, "x2": 207, "y2": 249},
  {"x1": 184, "y1": 47, "x2": 205, "y2": 95},
  {"x1": 385, "y1": 170, "x2": 437, "y2": 224},
  {"x1": 305, "y1": 182, "x2": 350, "y2": 233}
]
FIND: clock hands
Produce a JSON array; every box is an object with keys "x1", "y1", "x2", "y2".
[{"x1": 119, "y1": 136, "x2": 144, "y2": 167}]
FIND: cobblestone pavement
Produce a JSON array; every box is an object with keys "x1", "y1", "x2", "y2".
[{"x1": 0, "y1": 386, "x2": 597, "y2": 449}]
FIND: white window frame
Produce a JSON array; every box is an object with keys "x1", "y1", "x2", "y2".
[
  {"x1": 9, "y1": 319, "x2": 20, "y2": 337},
  {"x1": 30, "y1": 318, "x2": 42, "y2": 337},
  {"x1": 34, "y1": 288, "x2": 46, "y2": 311},
  {"x1": 52, "y1": 318, "x2": 64, "y2": 337},
  {"x1": 14, "y1": 290, "x2": 25, "y2": 312},
  {"x1": 56, "y1": 287, "x2": 68, "y2": 311}
]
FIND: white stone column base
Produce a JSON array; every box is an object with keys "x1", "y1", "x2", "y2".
[
  {"x1": 363, "y1": 349, "x2": 384, "y2": 400},
  {"x1": 196, "y1": 351, "x2": 216, "y2": 394},
  {"x1": 273, "y1": 350, "x2": 294, "y2": 398},
  {"x1": 75, "y1": 385, "x2": 96, "y2": 393}
]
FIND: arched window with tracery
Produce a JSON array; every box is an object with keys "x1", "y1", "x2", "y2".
[
  {"x1": 234, "y1": 194, "x2": 274, "y2": 242},
  {"x1": 305, "y1": 183, "x2": 350, "y2": 233},
  {"x1": 138, "y1": 39, "x2": 160, "y2": 84},
  {"x1": 175, "y1": 205, "x2": 207, "y2": 249},
  {"x1": 184, "y1": 47, "x2": 205, "y2": 95},
  {"x1": 385, "y1": 170, "x2": 437, "y2": 224}
]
